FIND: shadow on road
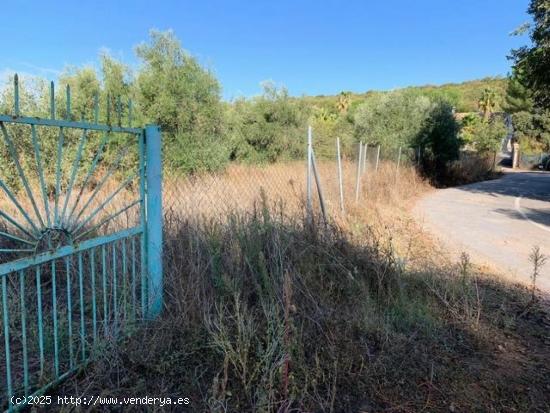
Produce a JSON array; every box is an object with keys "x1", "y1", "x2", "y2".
[
  {"x1": 494, "y1": 207, "x2": 550, "y2": 228},
  {"x1": 456, "y1": 171, "x2": 550, "y2": 203}
]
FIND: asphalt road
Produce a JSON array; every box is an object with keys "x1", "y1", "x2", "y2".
[{"x1": 414, "y1": 171, "x2": 550, "y2": 293}]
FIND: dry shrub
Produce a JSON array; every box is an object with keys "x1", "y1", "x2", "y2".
[
  {"x1": 440, "y1": 152, "x2": 497, "y2": 186},
  {"x1": 57, "y1": 194, "x2": 550, "y2": 412},
  {"x1": 5, "y1": 160, "x2": 549, "y2": 412}
]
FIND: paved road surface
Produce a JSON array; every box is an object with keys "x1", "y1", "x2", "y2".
[{"x1": 414, "y1": 171, "x2": 550, "y2": 292}]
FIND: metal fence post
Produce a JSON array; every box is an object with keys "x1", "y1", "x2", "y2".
[
  {"x1": 311, "y1": 150, "x2": 327, "y2": 225},
  {"x1": 145, "y1": 125, "x2": 163, "y2": 319},
  {"x1": 307, "y1": 126, "x2": 313, "y2": 217},
  {"x1": 336, "y1": 137, "x2": 345, "y2": 214},
  {"x1": 375, "y1": 145, "x2": 381, "y2": 172},
  {"x1": 355, "y1": 141, "x2": 363, "y2": 202},
  {"x1": 397, "y1": 146, "x2": 402, "y2": 170},
  {"x1": 362, "y1": 143, "x2": 368, "y2": 174}
]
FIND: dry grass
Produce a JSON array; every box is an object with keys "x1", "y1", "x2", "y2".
[
  {"x1": 163, "y1": 160, "x2": 429, "y2": 224},
  {"x1": 49, "y1": 160, "x2": 550, "y2": 412},
  {"x1": 1, "y1": 158, "x2": 549, "y2": 412}
]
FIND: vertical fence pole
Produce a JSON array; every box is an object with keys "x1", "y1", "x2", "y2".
[
  {"x1": 362, "y1": 143, "x2": 368, "y2": 174},
  {"x1": 355, "y1": 141, "x2": 363, "y2": 202},
  {"x1": 145, "y1": 125, "x2": 163, "y2": 319},
  {"x1": 375, "y1": 145, "x2": 381, "y2": 172},
  {"x1": 311, "y1": 150, "x2": 327, "y2": 225},
  {"x1": 306, "y1": 126, "x2": 313, "y2": 218},
  {"x1": 336, "y1": 138, "x2": 345, "y2": 214},
  {"x1": 396, "y1": 146, "x2": 402, "y2": 179}
]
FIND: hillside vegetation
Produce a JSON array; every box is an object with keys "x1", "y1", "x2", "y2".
[
  {"x1": 301, "y1": 76, "x2": 507, "y2": 114},
  {"x1": 0, "y1": 30, "x2": 509, "y2": 182}
]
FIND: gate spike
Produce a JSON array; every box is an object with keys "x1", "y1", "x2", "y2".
[
  {"x1": 128, "y1": 99, "x2": 133, "y2": 127},
  {"x1": 66, "y1": 85, "x2": 71, "y2": 120},
  {"x1": 106, "y1": 94, "x2": 111, "y2": 125},
  {"x1": 50, "y1": 81, "x2": 56, "y2": 120},
  {"x1": 14, "y1": 74, "x2": 20, "y2": 116},
  {"x1": 116, "y1": 96, "x2": 122, "y2": 127},
  {"x1": 94, "y1": 93, "x2": 99, "y2": 124}
]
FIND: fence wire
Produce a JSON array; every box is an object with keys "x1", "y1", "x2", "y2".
[{"x1": 162, "y1": 141, "x2": 419, "y2": 226}]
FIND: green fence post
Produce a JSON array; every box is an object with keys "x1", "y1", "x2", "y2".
[{"x1": 145, "y1": 125, "x2": 163, "y2": 319}]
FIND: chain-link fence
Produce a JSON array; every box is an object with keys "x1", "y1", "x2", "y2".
[{"x1": 162, "y1": 133, "x2": 420, "y2": 226}]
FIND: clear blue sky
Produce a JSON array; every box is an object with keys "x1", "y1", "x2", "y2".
[{"x1": 0, "y1": 0, "x2": 531, "y2": 100}]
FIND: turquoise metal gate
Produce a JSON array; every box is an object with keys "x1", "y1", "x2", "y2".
[{"x1": 0, "y1": 75, "x2": 163, "y2": 411}]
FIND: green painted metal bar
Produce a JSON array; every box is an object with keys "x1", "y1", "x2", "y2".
[
  {"x1": 131, "y1": 237, "x2": 136, "y2": 320},
  {"x1": 116, "y1": 96, "x2": 122, "y2": 127},
  {"x1": 106, "y1": 95, "x2": 111, "y2": 125},
  {"x1": 78, "y1": 252, "x2": 85, "y2": 360},
  {"x1": 0, "y1": 248, "x2": 34, "y2": 254},
  {"x1": 31, "y1": 125, "x2": 52, "y2": 228},
  {"x1": 2, "y1": 276, "x2": 13, "y2": 405},
  {"x1": 0, "y1": 249, "x2": 34, "y2": 253},
  {"x1": 101, "y1": 244, "x2": 107, "y2": 335},
  {"x1": 65, "y1": 256, "x2": 74, "y2": 367},
  {"x1": 128, "y1": 100, "x2": 133, "y2": 127},
  {"x1": 72, "y1": 172, "x2": 138, "y2": 235},
  {"x1": 60, "y1": 129, "x2": 87, "y2": 226},
  {"x1": 122, "y1": 238, "x2": 127, "y2": 318},
  {"x1": 0, "y1": 123, "x2": 45, "y2": 229},
  {"x1": 0, "y1": 211, "x2": 38, "y2": 241},
  {"x1": 54, "y1": 127, "x2": 65, "y2": 227},
  {"x1": 0, "y1": 231, "x2": 35, "y2": 247},
  {"x1": 66, "y1": 85, "x2": 71, "y2": 120},
  {"x1": 145, "y1": 125, "x2": 163, "y2": 319},
  {"x1": 14, "y1": 74, "x2": 20, "y2": 116},
  {"x1": 35, "y1": 266, "x2": 44, "y2": 374},
  {"x1": 9, "y1": 361, "x2": 88, "y2": 413},
  {"x1": 90, "y1": 249, "x2": 97, "y2": 345},
  {"x1": 65, "y1": 132, "x2": 110, "y2": 226},
  {"x1": 51, "y1": 260, "x2": 59, "y2": 377},
  {"x1": 0, "y1": 227, "x2": 142, "y2": 276},
  {"x1": 73, "y1": 199, "x2": 140, "y2": 243},
  {"x1": 139, "y1": 131, "x2": 147, "y2": 319},
  {"x1": 94, "y1": 94, "x2": 99, "y2": 124},
  {"x1": 18, "y1": 270, "x2": 29, "y2": 396},
  {"x1": 0, "y1": 178, "x2": 41, "y2": 236},
  {"x1": 0, "y1": 115, "x2": 142, "y2": 134},
  {"x1": 50, "y1": 82, "x2": 55, "y2": 120},
  {"x1": 112, "y1": 242, "x2": 117, "y2": 325},
  {"x1": 69, "y1": 146, "x2": 132, "y2": 230}
]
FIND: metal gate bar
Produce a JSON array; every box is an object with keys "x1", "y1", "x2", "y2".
[{"x1": 0, "y1": 74, "x2": 163, "y2": 411}]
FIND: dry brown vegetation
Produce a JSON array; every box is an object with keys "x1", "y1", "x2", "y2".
[{"x1": 48, "y1": 160, "x2": 550, "y2": 412}]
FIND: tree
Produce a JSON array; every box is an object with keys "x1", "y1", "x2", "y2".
[
  {"x1": 504, "y1": 70, "x2": 533, "y2": 114},
  {"x1": 512, "y1": 110, "x2": 550, "y2": 152},
  {"x1": 58, "y1": 67, "x2": 101, "y2": 120},
  {"x1": 354, "y1": 91, "x2": 460, "y2": 176},
  {"x1": 461, "y1": 115, "x2": 507, "y2": 154},
  {"x1": 478, "y1": 88, "x2": 498, "y2": 120},
  {"x1": 511, "y1": 0, "x2": 550, "y2": 109},
  {"x1": 416, "y1": 100, "x2": 461, "y2": 172},
  {"x1": 354, "y1": 91, "x2": 433, "y2": 148},
  {"x1": 225, "y1": 82, "x2": 309, "y2": 163},
  {"x1": 136, "y1": 30, "x2": 227, "y2": 172}
]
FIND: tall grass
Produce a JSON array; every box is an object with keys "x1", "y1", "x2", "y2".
[
  {"x1": 3, "y1": 160, "x2": 549, "y2": 411},
  {"x1": 54, "y1": 162, "x2": 550, "y2": 412}
]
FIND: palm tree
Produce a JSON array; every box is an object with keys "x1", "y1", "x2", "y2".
[
  {"x1": 336, "y1": 91, "x2": 352, "y2": 113},
  {"x1": 478, "y1": 88, "x2": 498, "y2": 121}
]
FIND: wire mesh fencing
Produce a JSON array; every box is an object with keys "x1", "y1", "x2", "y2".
[{"x1": 162, "y1": 133, "x2": 420, "y2": 227}]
